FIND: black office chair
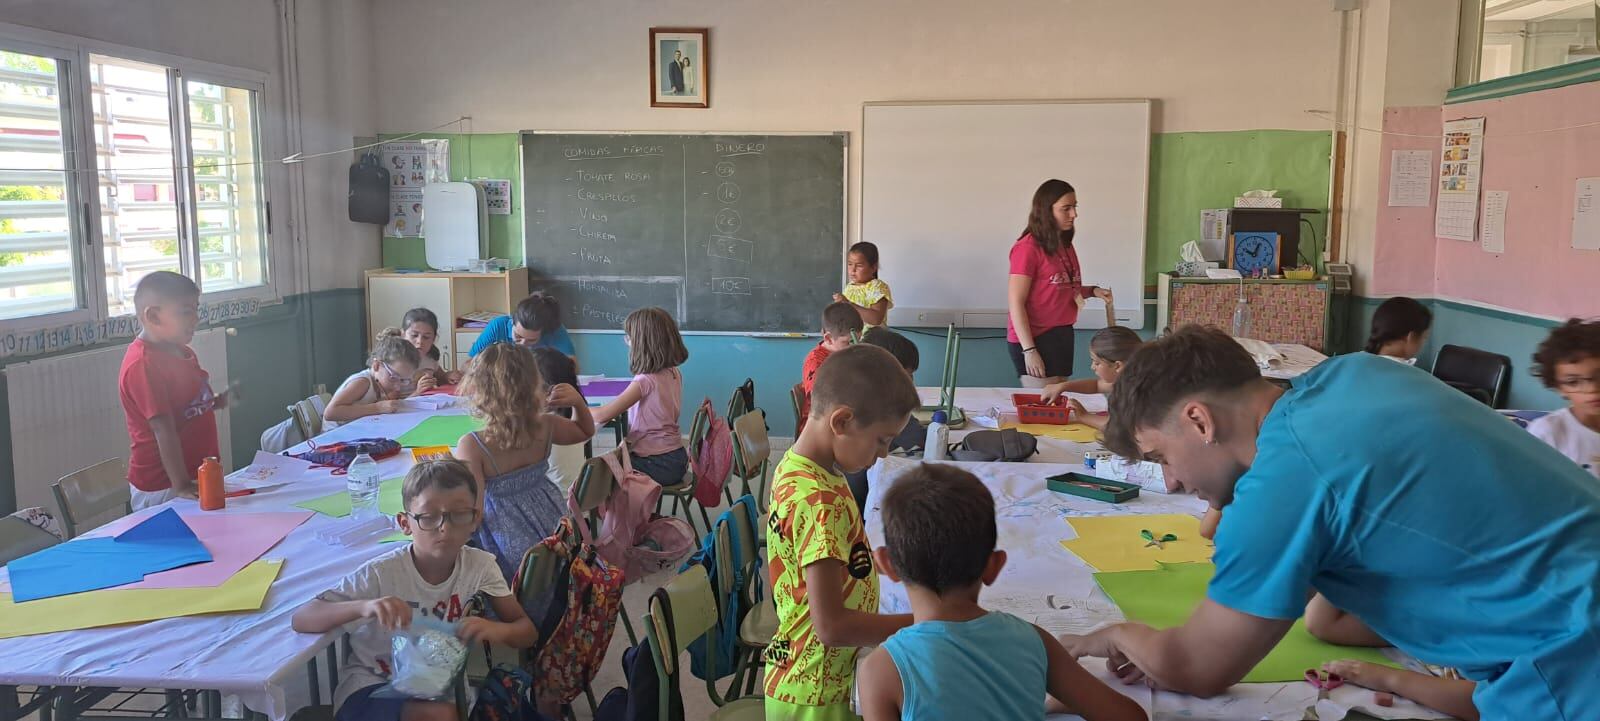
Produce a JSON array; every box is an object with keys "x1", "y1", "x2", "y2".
[{"x1": 1432, "y1": 344, "x2": 1511, "y2": 408}]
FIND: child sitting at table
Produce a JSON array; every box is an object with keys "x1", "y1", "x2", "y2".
[
  {"x1": 1364, "y1": 297, "x2": 1432, "y2": 365},
  {"x1": 322, "y1": 331, "x2": 420, "y2": 429},
  {"x1": 802, "y1": 301, "x2": 867, "y2": 400},
  {"x1": 291, "y1": 460, "x2": 539, "y2": 721},
  {"x1": 1528, "y1": 319, "x2": 1600, "y2": 478},
  {"x1": 591, "y1": 307, "x2": 691, "y2": 486},
  {"x1": 532, "y1": 346, "x2": 586, "y2": 495},
  {"x1": 454, "y1": 344, "x2": 594, "y2": 585},
  {"x1": 400, "y1": 307, "x2": 462, "y2": 388},
  {"x1": 1040, "y1": 326, "x2": 1142, "y2": 430},
  {"x1": 766, "y1": 344, "x2": 919, "y2": 720},
  {"x1": 858, "y1": 463, "x2": 1147, "y2": 721}
]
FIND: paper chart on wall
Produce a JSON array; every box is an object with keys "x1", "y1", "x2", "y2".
[
  {"x1": 1481, "y1": 191, "x2": 1508, "y2": 254},
  {"x1": 1574, "y1": 177, "x2": 1600, "y2": 251},
  {"x1": 382, "y1": 139, "x2": 450, "y2": 237},
  {"x1": 475, "y1": 178, "x2": 512, "y2": 215},
  {"x1": 1434, "y1": 117, "x2": 1485, "y2": 242},
  {"x1": 1388, "y1": 149, "x2": 1433, "y2": 207}
]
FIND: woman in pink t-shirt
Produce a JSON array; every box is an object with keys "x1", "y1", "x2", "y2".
[{"x1": 1007, "y1": 179, "x2": 1112, "y2": 385}]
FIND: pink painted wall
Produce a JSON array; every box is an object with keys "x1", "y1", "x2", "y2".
[
  {"x1": 1371, "y1": 107, "x2": 1442, "y2": 296},
  {"x1": 1372, "y1": 81, "x2": 1600, "y2": 315}
]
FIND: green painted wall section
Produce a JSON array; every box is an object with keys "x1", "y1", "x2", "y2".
[
  {"x1": 1146, "y1": 130, "x2": 1333, "y2": 284},
  {"x1": 379, "y1": 133, "x2": 524, "y2": 269},
  {"x1": 0, "y1": 288, "x2": 366, "y2": 515}
]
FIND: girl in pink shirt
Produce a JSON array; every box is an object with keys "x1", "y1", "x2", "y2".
[{"x1": 592, "y1": 307, "x2": 690, "y2": 485}]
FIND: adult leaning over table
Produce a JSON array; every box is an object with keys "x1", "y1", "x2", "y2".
[
  {"x1": 1008, "y1": 179, "x2": 1112, "y2": 387},
  {"x1": 1058, "y1": 325, "x2": 1600, "y2": 718}
]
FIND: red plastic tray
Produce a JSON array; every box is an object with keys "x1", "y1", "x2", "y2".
[{"x1": 1012, "y1": 393, "x2": 1073, "y2": 425}]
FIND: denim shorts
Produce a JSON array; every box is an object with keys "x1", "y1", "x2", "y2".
[{"x1": 631, "y1": 447, "x2": 689, "y2": 485}]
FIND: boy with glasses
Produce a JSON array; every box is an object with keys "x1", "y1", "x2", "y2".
[
  {"x1": 293, "y1": 460, "x2": 538, "y2": 721},
  {"x1": 1530, "y1": 319, "x2": 1600, "y2": 478}
]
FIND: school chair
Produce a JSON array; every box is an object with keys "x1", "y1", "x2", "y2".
[
  {"x1": 285, "y1": 639, "x2": 472, "y2": 721},
  {"x1": 513, "y1": 527, "x2": 599, "y2": 719},
  {"x1": 644, "y1": 565, "x2": 765, "y2": 720},
  {"x1": 50, "y1": 458, "x2": 130, "y2": 539},
  {"x1": 665, "y1": 403, "x2": 714, "y2": 535},
  {"x1": 288, "y1": 394, "x2": 327, "y2": 441},
  {"x1": 789, "y1": 382, "x2": 807, "y2": 437},
  {"x1": 725, "y1": 378, "x2": 755, "y2": 422},
  {"x1": 571, "y1": 453, "x2": 639, "y2": 646},
  {"x1": 729, "y1": 410, "x2": 771, "y2": 512},
  {"x1": 0, "y1": 516, "x2": 58, "y2": 567},
  {"x1": 1432, "y1": 344, "x2": 1512, "y2": 408},
  {"x1": 716, "y1": 502, "x2": 774, "y2": 702}
]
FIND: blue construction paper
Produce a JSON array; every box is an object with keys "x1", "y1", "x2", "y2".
[{"x1": 7, "y1": 508, "x2": 213, "y2": 602}]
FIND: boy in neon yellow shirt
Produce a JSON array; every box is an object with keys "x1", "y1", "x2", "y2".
[{"x1": 765, "y1": 345, "x2": 920, "y2": 720}]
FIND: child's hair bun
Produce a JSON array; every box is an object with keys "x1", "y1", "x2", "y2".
[{"x1": 376, "y1": 326, "x2": 404, "y2": 343}]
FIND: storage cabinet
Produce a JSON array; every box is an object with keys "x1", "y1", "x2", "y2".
[
  {"x1": 365, "y1": 267, "x2": 530, "y2": 370},
  {"x1": 1156, "y1": 273, "x2": 1332, "y2": 351}
]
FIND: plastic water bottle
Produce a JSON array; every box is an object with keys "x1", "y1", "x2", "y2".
[
  {"x1": 924, "y1": 411, "x2": 949, "y2": 462},
  {"x1": 347, "y1": 453, "x2": 380, "y2": 520},
  {"x1": 1231, "y1": 297, "x2": 1252, "y2": 338}
]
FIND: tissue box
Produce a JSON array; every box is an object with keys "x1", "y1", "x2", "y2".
[
  {"x1": 1234, "y1": 196, "x2": 1283, "y2": 209},
  {"x1": 1175, "y1": 260, "x2": 1219, "y2": 277}
]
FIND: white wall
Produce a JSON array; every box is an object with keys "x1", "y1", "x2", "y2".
[
  {"x1": 0, "y1": 0, "x2": 379, "y2": 293},
  {"x1": 372, "y1": 0, "x2": 1345, "y2": 242}
]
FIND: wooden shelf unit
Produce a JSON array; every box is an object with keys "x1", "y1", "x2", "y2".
[{"x1": 365, "y1": 267, "x2": 530, "y2": 370}]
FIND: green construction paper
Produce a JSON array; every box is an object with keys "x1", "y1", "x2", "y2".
[
  {"x1": 380, "y1": 532, "x2": 409, "y2": 543},
  {"x1": 294, "y1": 477, "x2": 405, "y2": 518},
  {"x1": 1094, "y1": 562, "x2": 1399, "y2": 683},
  {"x1": 394, "y1": 415, "x2": 483, "y2": 448}
]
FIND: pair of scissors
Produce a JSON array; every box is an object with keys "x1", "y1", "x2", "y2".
[
  {"x1": 1301, "y1": 669, "x2": 1344, "y2": 720},
  {"x1": 1141, "y1": 529, "x2": 1177, "y2": 548}
]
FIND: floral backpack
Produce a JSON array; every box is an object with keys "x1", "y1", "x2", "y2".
[{"x1": 527, "y1": 516, "x2": 625, "y2": 706}]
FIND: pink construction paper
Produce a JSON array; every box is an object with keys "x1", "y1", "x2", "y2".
[{"x1": 0, "y1": 510, "x2": 311, "y2": 592}]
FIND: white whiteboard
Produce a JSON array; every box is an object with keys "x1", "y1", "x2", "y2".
[{"x1": 861, "y1": 100, "x2": 1150, "y2": 329}]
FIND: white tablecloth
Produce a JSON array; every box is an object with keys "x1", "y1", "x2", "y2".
[
  {"x1": 0, "y1": 410, "x2": 453, "y2": 720},
  {"x1": 862, "y1": 456, "x2": 1449, "y2": 721}
]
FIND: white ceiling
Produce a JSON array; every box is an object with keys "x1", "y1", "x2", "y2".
[{"x1": 1485, "y1": 0, "x2": 1597, "y2": 22}]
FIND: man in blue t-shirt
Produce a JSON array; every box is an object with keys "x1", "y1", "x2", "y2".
[
  {"x1": 1062, "y1": 326, "x2": 1600, "y2": 719},
  {"x1": 468, "y1": 292, "x2": 576, "y2": 362}
]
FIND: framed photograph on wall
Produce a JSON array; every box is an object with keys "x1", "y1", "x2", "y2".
[{"x1": 650, "y1": 27, "x2": 709, "y2": 108}]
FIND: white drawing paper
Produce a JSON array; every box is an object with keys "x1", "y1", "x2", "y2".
[
  {"x1": 1388, "y1": 149, "x2": 1433, "y2": 207},
  {"x1": 1575, "y1": 177, "x2": 1600, "y2": 251},
  {"x1": 1481, "y1": 191, "x2": 1508, "y2": 254}
]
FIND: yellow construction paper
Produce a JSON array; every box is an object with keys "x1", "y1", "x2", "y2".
[
  {"x1": 0, "y1": 559, "x2": 283, "y2": 639},
  {"x1": 1058, "y1": 514, "x2": 1211, "y2": 572},
  {"x1": 1004, "y1": 422, "x2": 1100, "y2": 443}
]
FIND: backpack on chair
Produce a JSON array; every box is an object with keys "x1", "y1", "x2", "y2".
[
  {"x1": 690, "y1": 398, "x2": 732, "y2": 508},
  {"x1": 529, "y1": 517, "x2": 625, "y2": 708},
  {"x1": 576, "y1": 445, "x2": 661, "y2": 571}
]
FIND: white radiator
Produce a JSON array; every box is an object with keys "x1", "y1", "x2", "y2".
[{"x1": 5, "y1": 329, "x2": 232, "y2": 512}]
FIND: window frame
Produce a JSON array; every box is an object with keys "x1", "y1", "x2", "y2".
[
  {"x1": 0, "y1": 20, "x2": 280, "y2": 333},
  {"x1": 1456, "y1": 0, "x2": 1600, "y2": 88}
]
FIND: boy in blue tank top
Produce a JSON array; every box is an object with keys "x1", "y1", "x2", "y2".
[{"x1": 857, "y1": 464, "x2": 1147, "y2": 721}]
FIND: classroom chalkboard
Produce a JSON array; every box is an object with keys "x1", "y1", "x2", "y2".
[{"x1": 521, "y1": 132, "x2": 847, "y2": 333}]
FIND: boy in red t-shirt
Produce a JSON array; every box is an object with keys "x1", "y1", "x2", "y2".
[
  {"x1": 118, "y1": 271, "x2": 227, "y2": 510},
  {"x1": 800, "y1": 302, "x2": 865, "y2": 416}
]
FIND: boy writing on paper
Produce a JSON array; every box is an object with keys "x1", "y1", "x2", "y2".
[{"x1": 118, "y1": 272, "x2": 229, "y2": 510}]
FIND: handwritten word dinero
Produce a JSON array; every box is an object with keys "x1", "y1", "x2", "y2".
[{"x1": 716, "y1": 142, "x2": 765, "y2": 154}]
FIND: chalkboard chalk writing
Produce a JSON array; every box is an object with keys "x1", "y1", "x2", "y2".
[
  {"x1": 576, "y1": 188, "x2": 636, "y2": 203},
  {"x1": 708, "y1": 235, "x2": 753, "y2": 263}
]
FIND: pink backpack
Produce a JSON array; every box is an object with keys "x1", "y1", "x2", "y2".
[
  {"x1": 691, "y1": 399, "x2": 733, "y2": 508},
  {"x1": 573, "y1": 445, "x2": 695, "y2": 581}
]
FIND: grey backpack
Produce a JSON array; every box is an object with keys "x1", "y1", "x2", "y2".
[{"x1": 949, "y1": 428, "x2": 1038, "y2": 462}]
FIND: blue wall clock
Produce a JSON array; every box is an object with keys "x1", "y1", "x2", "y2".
[{"x1": 1228, "y1": 232, "x2": 1281, "y2": 276}]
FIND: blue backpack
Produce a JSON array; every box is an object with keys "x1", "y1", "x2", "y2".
[
  {"x1": 679, "y1": 495, "x2": 764, "y2": 680},
  {"x1": 469, "y1": 666, "x2": 554, "y2": 721}
]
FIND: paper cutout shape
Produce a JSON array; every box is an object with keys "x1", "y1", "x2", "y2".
[
  {"x1": 0, "y1": 559, "x2": 283, "y2": 640},
  {"x1": 1005, "y1": 422, "x2": 1100, "y2": 443},
  {"x1": 295, "y1": 477, "x2": 405, "y2": 518},
  {"x1": 1094, "y1": 562, "x2": 1400, "y2": 683},
  {"x1": 395, "y1": 415, "x2": 483, "y2": 448},
  {"x1": 1059, "y1": 514, "x2": 1211, "y2": 572},
  {"x1": 0, "y1": 510, "x2": 310, "y2": 593},
  {"x1": 381, "y1": 532, "x2": 409, "y2": 543},
  {"x1": 8, "y1": 508, "x2": 213, "y2": 602}
]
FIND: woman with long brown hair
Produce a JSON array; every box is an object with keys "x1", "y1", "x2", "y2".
[{"x1": 1007, "y1": 179, "x2": 1112, "y2": 386}]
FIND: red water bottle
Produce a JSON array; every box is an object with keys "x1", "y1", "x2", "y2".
[{"x1": 198, "y1": 457, "x2": 224, "y2": 510}]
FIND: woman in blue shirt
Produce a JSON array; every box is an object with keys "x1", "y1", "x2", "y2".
[
  {"x1": 468, "y1": 292, "x2": 576, "y2": 364},
  {"x1": 1061, "y1": 326, "x2": 1600, "y2": 720}
]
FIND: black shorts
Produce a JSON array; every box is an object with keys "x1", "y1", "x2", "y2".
[{"x1": 1008, "y1": 324, "x2": 1075, "y2": 378}]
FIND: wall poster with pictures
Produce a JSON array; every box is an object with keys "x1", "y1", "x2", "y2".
[{"x1": 650, "y1": 27, "x2": 709, "y2": 108}]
